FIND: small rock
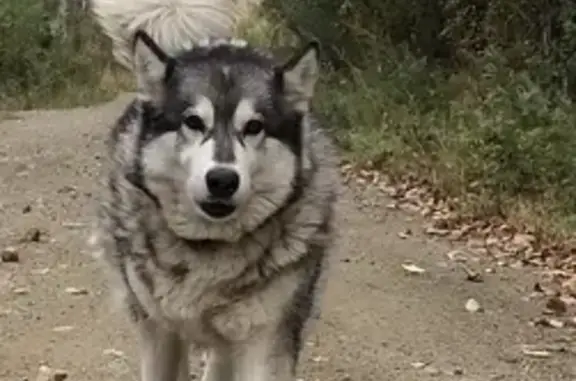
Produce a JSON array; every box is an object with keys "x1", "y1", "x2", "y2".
[
  {"x1": 20, "y1": 228, "x2": 44, "y2": 243},
  {"x1": 410, "y1": 362, "x2": 428, "y2": 369},
  {"x1": 1, "y1": 247, "x2": 19, "y2": 263},
  {"x1": 35, "y1": 365, "x2": 68, "y2": 381},
  {"x1": 22, "y1": 204, "x2": 32, "y2": 213},
  {"x1": 398, "y1": 229, "x2": 412, "y2": 239},
  {"x1": 465, "y1": 298, "x2": 483, "y2": 313},
  {"x1": 452, "y1": 368, "x2": 464, "y2": 376}
]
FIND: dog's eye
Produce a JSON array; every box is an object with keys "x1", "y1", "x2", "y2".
[
  {"x1": 243, "y1": 120, "x2": 265, "y2": 136},
  {"x1": 183, "y1": 115, "x2": 205, "y2": 132}
]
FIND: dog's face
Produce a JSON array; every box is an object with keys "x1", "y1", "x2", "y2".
[{"x1": 132, "y1": 32, "x2": 320, "y2": 240}]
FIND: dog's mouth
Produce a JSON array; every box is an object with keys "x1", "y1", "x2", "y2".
[{"x1": 199, "y1": 200, "x2": 237, "y2": 220}]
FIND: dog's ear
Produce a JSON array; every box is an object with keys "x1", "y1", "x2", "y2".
[
  {"x1": 274, "y1": 41, "x2": 320, "y2": 112},
  {"x1": 132, "y1": 30, "x2": 173, "y2": 103}
]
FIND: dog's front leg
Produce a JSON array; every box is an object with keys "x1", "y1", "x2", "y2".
[
  {"x1": 138, "y1": 318, "x2": 190, "y2": 381},
  {"x1": 231, "y1": 330, "x2": 296, "y2": 381},
  {"x1": 201, "y1": 346, "x2": 234, "y2": 381}
]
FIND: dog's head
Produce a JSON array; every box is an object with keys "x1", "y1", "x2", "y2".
[{"x1": 131, "y1": 31, "x2": 321, "y2": 241}]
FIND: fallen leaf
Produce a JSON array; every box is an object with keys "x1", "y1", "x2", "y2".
[
  {"x1": 65, "y1": 287, "x2": 88, "y2": 296},
  {"x1": 532, "y1": 318, "x2": 564, "y2": 329},
  {"x1": 562, "y1": 276, "x2": 576, "y2": 298},
  {"x1": 424, "y1": 226, "x2": 450, "y2": 237},
  {"x1": 459, "y1": 264, "x2": 483, "y2": 283},
  {"x1": 31, "y1": 268, "x2": 50, "y2": 275},
  {"x1": 446, "y1": 250, "x2": 468, "y2": 262},
  {"x1": 465, "y1": 298, "x2": 482, "y2": 313},
  {"x1": 13, "y1": 287, "x2": 30, "y2": 295},
  {"x1": 103, "y1": 348, "x2": 125, "y2": 358},
  {"x1": 402, "y1": 263, "x2": 426, "y2": 274},
  {"x1": 545, "y1": 296, "x2": 567, "y2": 315},
  {"x1": 521, "y1": 348, "x2": 552, "y2": 358},
  {"x1": 52, "y1": 325, "x2": 75, "y2": 333},
  {"x1": 423, "y1": 366, "x2": 441, "y2": 376},
  {"x1": 61, "y1": 222, "x2": 87, "y2": 229}
]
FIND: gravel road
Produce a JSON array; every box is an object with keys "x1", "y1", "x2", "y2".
[{"x1": 0, "y1": 94, "x2": 574, "y2": 381}]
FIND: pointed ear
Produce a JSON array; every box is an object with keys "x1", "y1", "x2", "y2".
[
  {"x1": 132, "y1": 30, "x2": 173, "y2": 103},
  {"x1": 275, "y1": 41, "x2": 320, "y2": 112}
]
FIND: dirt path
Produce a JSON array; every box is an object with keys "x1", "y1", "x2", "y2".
[{"x1": 0, "y1": 95, "x2": 574, "y2": 381}]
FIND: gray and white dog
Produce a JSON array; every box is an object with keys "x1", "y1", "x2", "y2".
[{"x1": 89, "y1": 23, "x2": 340, "y2": 381}]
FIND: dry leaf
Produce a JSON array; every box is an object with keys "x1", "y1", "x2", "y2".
[
  {"x1": 52, "y1": 325, "x2": 75, "y2": 333},
  {"x1": 13, "y1": 287, "x2": 30, "y2": 295},
  {"x1": 459, "y1": 264, "x2": 483, "y2": 282},
  {"x1": 521, "y1": 348, "x2": 552, "y2": 358},
  {"x1": 562, "y1": 276, "x2": 576, "y2": 298},
  {"x1": 545, "y1": 296, "x2": 567, "y2": 315},
  {"x1": 65, "y1": 287, "x2": 88, "y2": 296},
  {"x1": 446, "y1": 250, "x2": 468, "y2": 262},
  {"x1": 424, "y1": 226, "x2": 450, "y2": 236},
  {"x1": 103, "y1": 348, "x2": 125, "y2": 358},
  {"x1": 532, "y1": 318, "x2": 564, "y2": 329},
  {"x1": 402, "y1": 263, "x2": 426, "y2": 274}
]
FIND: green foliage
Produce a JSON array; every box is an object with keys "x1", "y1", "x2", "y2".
[
  {"x1": 261, "y1": 0, "x2": 576, "y2": 236},
  {"x1": 0, "y1": 0, "x2": 129, "y2": 109}
]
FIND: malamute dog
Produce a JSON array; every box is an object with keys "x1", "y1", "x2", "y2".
[{"x1": 89, "y1": 7, "x2": 340, "y2": 381}]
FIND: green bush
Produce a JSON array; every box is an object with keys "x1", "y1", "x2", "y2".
[
  {"x1": 0, "y1": 0, "x2": 130, "y2": 110},
  {"x1": 260, "y1": 0, "x2": 576, "y2": 237}
]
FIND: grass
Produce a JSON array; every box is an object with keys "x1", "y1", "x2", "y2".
[
  {"x1": 3, "y1": 0, "x2": 575, "y2": 243},
  {"x1": 239, "y1": 8, "x2": 576, "y2": 242},
  {"x1": 0, "y1": 0, "x2": 132, "y2": 111}
]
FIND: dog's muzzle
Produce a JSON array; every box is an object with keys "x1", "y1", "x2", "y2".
[{"x1": 200, "y1": 167, "x2": 240, "y2": 219}]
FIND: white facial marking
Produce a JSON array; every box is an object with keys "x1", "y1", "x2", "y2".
[
  {"x1": 233, "y1": 98, "x2": 262, "y2": 132},
  {"x1": 183, "y1": 95, "x2": 214, "y2": 129}
]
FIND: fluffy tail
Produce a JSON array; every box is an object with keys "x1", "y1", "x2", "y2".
[{"x1": 91, "y1": 0, "x2": 255, "y2": 69}]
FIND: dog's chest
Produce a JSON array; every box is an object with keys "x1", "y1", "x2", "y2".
[{"x1": 124, "y1": 245, "x2": 299, "y2": 344}]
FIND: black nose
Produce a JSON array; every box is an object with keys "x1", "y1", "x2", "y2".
[{"x1": 205, "y1": 167, "x2": 240, "y2": 199}]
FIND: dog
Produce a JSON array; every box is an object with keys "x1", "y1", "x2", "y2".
[
  {"x1": 88, "y1": 8, "x2": 340, "y2": 381},
  {"x1": 91, "y1": 0, "x2": 257, "y2": 69}
]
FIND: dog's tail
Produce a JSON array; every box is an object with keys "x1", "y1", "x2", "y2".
[{"x1": 92, "y1": 0, "x2": 253, "y2": 69}]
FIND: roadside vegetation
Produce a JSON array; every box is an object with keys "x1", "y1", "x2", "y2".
[
  {"x1": 3, "y1": 0, "x2": 576, "y2": 250},
  {"x1": 0, "y1": 0, "x2": 131, "y2": 110},
  {"x1": 241, "y1": 0, "x2": 576, "y2": 249}
]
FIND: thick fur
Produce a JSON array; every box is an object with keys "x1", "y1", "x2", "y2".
[
  {"x1": 90, "y1": 30, "x2": 340, "y2": 381},
  {"x1": 91, "y1": 0, "x2": 258, "y2": 69}
]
